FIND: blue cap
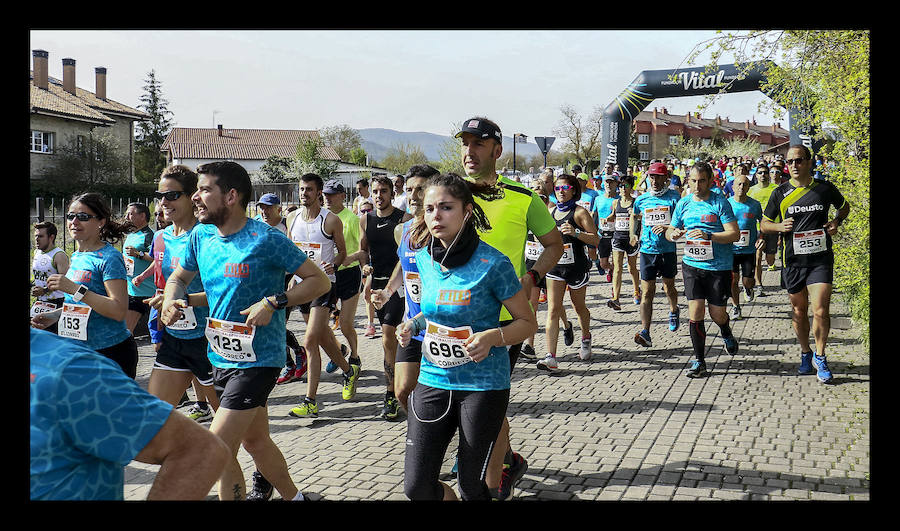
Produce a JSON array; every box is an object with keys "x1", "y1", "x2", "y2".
[{"x1": 258, "y1": 193, "x2": 280, "y2": 206}]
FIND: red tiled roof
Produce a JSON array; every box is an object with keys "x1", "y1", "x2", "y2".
[
  {"x1": 161, "y1": 128, "x2": 341, "y2": 161},
  {"x1": 636, "y1": 110, "x2": 789, "y2": 136},
  {"x1": 30, "y1": 73, "x2": 148, "y2": 124}
]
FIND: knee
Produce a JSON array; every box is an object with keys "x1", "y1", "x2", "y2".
[
  {"x1": 240, "y1": 433, "x2": 271, "y2": 456},
  {"x1": 404, "y1": 475, "x2": 443, "y2": 501}
]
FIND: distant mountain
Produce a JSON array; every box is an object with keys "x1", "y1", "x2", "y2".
[{"x1": 358, "y1": 128, "x2": 544, "y2": 163}]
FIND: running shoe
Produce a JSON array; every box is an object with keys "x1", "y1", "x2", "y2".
[
  {"x1": 246, "y1": 471, "x2": 273, "y2": 501},
  {"x1": 730, "y1": 305, "x2": 742, "y2": 321},
  {"x1": 330, "y1": 310, "x2": 341, "y2": 330},
  {"x1": 177, "y1": 392, "x2": 191, "y2": 408},
  {"x1": 186, "y1": 404, "x2": 214, "y2": 423},
  {"x1": 520, "y1": 343, "x2": 537, "y2": 361},
  {"x1": 294, "y1": 347, "x2": 308, "y2": 379},
  {"x1": 607, "y1": 299, "x2": 621, "y2": 311},
  {"x1": 768, "y1": 263, "x2": 777, "y2": 272},
  {"x1": 754, "y1": 285, "x2": 765, "y2": 298},
  {"x1": 493, "y1": 452, "x2": 528, "y2": 501},
  {"x1": 634, "y1": 329, "x2": 652, "y2": 348},
  {"x1": 539, "y1": 290, "x2": 547, "y2": 304},
  {"x1": 813, "y1": 353, "x2": 833, "y2": 384},
  {"x1": 364, "y1": 323, "x2": 376, "y2": 337},
  {"x1": 449, "y1": 456, "x2": 459, "y2": 479},
  {"x1": 536, "y1": 354, "x2": 558, "y2": 371},
  {"x1": 606, "y1": 272, "x2": 612, "y2": 283},
  {"x1": 326, "y1": 344, "x2": 349, "y2": 374},
  {"x1": 342, "y1": 363, "x2": 361, "y2": 400},
  {"x1": 723, "y1": 335, "x2": 738, "y2": 354},
  {"x1": 562, "y1": 321, "x2": 574, "y2": 346},
  {"x1": 685, "y1": 360, "x2": 708, "y2": 378},
  {"x1": 289, "y1": 397, "x2": 319, "y2": 418},
  {"x1": 633, "y1": 289, "x2": 642, "y2": 306},
  {"x1": 276, "y1": 364, "x2": 297, "y2": 385},
  {"x1": 381, "y1": 394, "x2": 401, "y2": 421},
  {"x1": 668, "y1": 309, "x2": 680, "y2": 332},
  {"x1": 579, "y1": 337, "x2": 592, "y2": 361},
  {"x1": 596, "y1": 263, "x2": 605, "y2": 276},
  {"x1": 744, "y1": 285, "x2": 755, "y2": 303},
  {"x1": 798, "y1": 351, "x2": 815, "y2": 375}
]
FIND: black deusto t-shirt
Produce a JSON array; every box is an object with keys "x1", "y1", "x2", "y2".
[{"x1": 762, "y1": 179, "x2": 846, "y2": 268}]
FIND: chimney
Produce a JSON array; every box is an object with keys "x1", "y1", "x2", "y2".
[
  {"x1": 752, "y1": 118, "x2": 757, "y2": 126},
  {"x1": 217, "y1": 124, "x2": 223, "y2": 137},
  {"x1": 653, "y1": 107, "x2": 658, "y2": 119},
  {"x1": 771, "y1": 123, "x2": 776, "y2": 133},
  {"x1": 745, "y1": 120, "x2": 750, "y2": 129},
  {"x1": 95, "y1": 67, "x2": 107, "y2": 100},
  {"x1": 662, "y1": 107, "x2": 668, "y2": 115},
  {"x1": 62, "y1": 58, "x2": 76, "y2": 95},
  {"x1": 716, "y1": 115, "x2": 722, "y2": 126},
  {"x1": 32, "y1": 50, "x2": 49, "y2": 90},
  {"x1": 685, "y1": 112, "x2": 690, "y2": 123}
]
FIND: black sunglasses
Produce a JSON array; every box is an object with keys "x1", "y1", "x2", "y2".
[
  {"x1": 154, "y1": 190, "x2": 186, "y2": 201},
  {"x1": 785, "y1": 158, "x2": 808, "y2": 166},
  {"x1": 66, "y1": 212, "x2": 100, "y2": 222}
]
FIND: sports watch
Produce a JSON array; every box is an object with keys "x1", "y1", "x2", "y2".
[
  {"x1": 273, "y1": 291, "x2": 289, "y2": 310},
  {"x1": 72, "y1": 284, "x2": 89, "y2": 302}
]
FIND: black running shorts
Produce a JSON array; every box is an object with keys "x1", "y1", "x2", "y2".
[
  {"x1": 154, "y1": 330, "x2": 215, "y2": 386},
  {"x1": 397, "y1": 337, "x2": 423, "y2": 364},
  {"x1": 682, "y1": 263, "x2": 731, "y2": 306},
  {"x1": 732, "y1": 253, "x2": 756, "y2": 279},
  {"x1": 640, "y1": 252, "x2": 677, "y2": 281},
  {"x1": 214, "y1": 366, "x2": 280, "y2": 410},
  {"x1": 335, "y1": 265, "x2": 362, "y2": 301},
  {"x1": 781, "y1": 264, "x2": 833, "y2": 295}
]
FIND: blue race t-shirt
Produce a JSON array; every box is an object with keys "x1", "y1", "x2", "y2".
[
  {"x1": 30, "y1": 328, "x2": 173, "y2": 500},
  {"x1": 671, "y1": 193, "x2": 737, "y2": 271},
  {"x1": 180, "y1": 218, "x2": 307, "y2": 369},
  {"x1": 728, "y1": 196, "x2": 764, "y2": 255},
  {"x1": 415, "y1": 240, "x2": 522, "y2": 391},
  {"x1": 398, "y1": 220, "x2": 424, "y2": 342},
  {"x1": 633, "y1": 190, "x2": 680, "y2": 255},
  {"x1": 592, "y1": 194, "x2": 620, "y2": 237},
  {"x1": 160, "y1": 223, "x2": 210, "y2": 340},
  {"x1": 124, "y1": 227, "x2": 156, "y2": 298},
  {"x1": 576, "y1": 188, "x2": 598, "y2": 216},
  {"x1": 63, "y1": 243, "x2": 131, "y2": 350}
]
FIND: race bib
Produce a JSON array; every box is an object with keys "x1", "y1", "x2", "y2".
[
  {"x1": 559, "y1": 243, "x2": 575, "y2": 265},
  {"x1": 59, "y1": 303, "x2": 91, "y2": 341},
  {"x1": 793, "y1": 229, "x2": 826, "y2": 255},
  {"x1": 30, "y1": 300, "x2": 57, "y2": 318},
  {"x1": 736, "y1": 230, "x2": 751, "y2": 247},
  {"x1": 422, "y1": 321, "x2": 473, "y2": 369},
  {"x1": 205, "y1": 318, "x2": 257, "y2": 362},
  {"x1": 524, "y1": 240, "x2": 543, "y2": 262},
  {"x1": 155, "y1": 289, "x2": 197, "y2": 330},
  {"x1": 615, "y1": 213, "x2": 630, "y2": 231},
  {"x1": 124, "y1": 255, "x2": 135, "y2": 276},
  {"x1": 295, "y1": 241, "x2": 321, "y2": 263},
  {"x1": 404, "y1": 271, "x2": 422, "y2": 304},
  {"x1": 598, "y1": 219, "x2": 613, "y2": 232},
  {"x1": 643, "y1": 206, "x2": 671, "y2": 227},
  {"x1": 685, "y1": 239, "x2": 714, "y2": 261}
]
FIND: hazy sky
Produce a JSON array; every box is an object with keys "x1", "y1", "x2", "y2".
[{"x1": 29, "y1": 29, "x2": 786, "y2": 145}]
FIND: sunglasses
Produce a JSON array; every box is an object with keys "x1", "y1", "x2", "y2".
[
  {"x1": 154, "y1": 190, "x2": 186, "y2": 201},
  {"x1": 554, "y1": 185, "x2": 574, "y2": 192},
  {"x1": 66, "y1": 212, "x2": 100, "y2": 222},
  {"x1": 785, "y1": 158, "x2": 808, "y2": 166}
]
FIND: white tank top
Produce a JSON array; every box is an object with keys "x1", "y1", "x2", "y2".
[
  {"x1": 32, "y1": 247, "x2": 66, "y2": 300},
  {"x1": 289, "y1": 208, "x2": 337, "y2": 282}
]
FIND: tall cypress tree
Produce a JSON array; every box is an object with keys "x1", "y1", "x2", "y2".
[{"x1": 134, "y1": 70, "x2": 174, "y2": 183}]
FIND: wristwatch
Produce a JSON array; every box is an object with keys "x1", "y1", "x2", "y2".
[
  {"x1": 72, "y1": 284, "x2": 89, "y2": 302},
  {"x1": 273, "y1": 291, "x2": 289, "y2": 310}
]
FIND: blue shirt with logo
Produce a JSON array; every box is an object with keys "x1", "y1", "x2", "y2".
[
  {"x1": 592, "y1": 194, "x2": 620, "y2": 237},
  {"x1": 160, "y1": 223, "x2": 210, "y2": 340},
  {"x1": 30, "y1": 329, "x2": 173, "y2": 500},
  {"x1": 398, "y1": 220, "x2": 424, "y2": 342},
  {"x1": 180, "y1": 218, "x2": 307, "y2": 368},
  {"x1": 671, "y1": 193, "x2": 737, "y2": 272},
  {"x1": 124, "y1": 227, "x2": 156, "y2": 298},
  {"x1": 728, "y1": 196, "x2": 763, "y2": 255},
  {"x1": 415, "y1": 240, "x2": 522, "y2": 391},
  {"x1": 633, "y1": 190, "x2": 681, "y2": 255},
  {"x1": 63, "y1": 243, "x2": 131, "y2": 351}
]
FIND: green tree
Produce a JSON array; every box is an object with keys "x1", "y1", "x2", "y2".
[
  {"x1": 39, "y1": 131, "x2": 130, "y2": 185},
  {"x1": 377, "y1": 142, "x2": 428, "y2": 175},
  {"x1": 434, "y1": 123, "x2": 465, "y2": 176},
  {"x1": 348, "y1": 146, "x2": 369, "y2": 166},
  {"x1": 552, "y1": 104, "x2": 603, "y2": 169},
  {"x1": 687, "y1": 30, "x2": 870, "y2": 344},
  {"x1": 319, "y1": 124, "x2": 363, "y2": 161},
  {"x1": 257, "y1": 155, "x2": 295, "y2": 183},
  {"x1": 295, "y1": 138, "x2": 339, "y2": 179},
  {"x1": 134, "y1": 70, "x2": 174, "y2": 183}
]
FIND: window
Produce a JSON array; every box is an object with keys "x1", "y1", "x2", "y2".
[
  {"x1": 668, "y1": 135, "x2": 679, "y2": 146},
  {"x1": 31, "y1": 131, "x2": 53, "y2": 154},
  {"x1": 638, "y1": 134, "x2": 649, "y2": 144},
  {"x1": 639, "y1": 151, "x2": 650, "y2": 161}
]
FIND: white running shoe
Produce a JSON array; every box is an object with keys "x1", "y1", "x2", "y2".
[
  {"x1": 537, "y1": 354, "x2": 558, "y2": 371},
  {"x1": 579, "y1": 338, "x2": 592, "y2": 360}
]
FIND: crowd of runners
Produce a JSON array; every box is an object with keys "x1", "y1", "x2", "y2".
[{"x1": 30, "y1": 115, "x2": 850, "y2": 501}]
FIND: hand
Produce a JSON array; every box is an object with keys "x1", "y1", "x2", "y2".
[
  {"x1": 559, "y1": 222, "x2": 575, "y2": 236},
  {"x1": 240, "y1": 298, "x2": 275, "y2": 328},
  {"x1": 823, "y1": 219, "x2": 841, "y2": 236},
  {"x1": 755, "y1": 238, "x2": 765, "y2": 251},
  {"x1": 781, "y1": 217, "x2": 794, "y2": 233},
  {"x1": 687, "y1": 229, "x2": 708, "y2": 240},
  {"x1": 629, "y1": 234, "x2": 639, "y2": 246},
  {"x1": 31, "y1": 308, "x2": 62, "y2": 329},
  {"x1": 30, "y1": 285, "x2": 44, "y2": 297},
  {"x1": 143, "y1": 292, "x2": 164, "y2": 311},
  {"x1": 371, "y1": 289, "x2": 389, "y2": 310},
  {"x1": 519, "y1": 272, "x2": 535, "y2": 293},
  {"x1": 670, "y1": 228, "x2": 686, "y2": 240},
  {"x1": 464, "y1": 330, "x2": 498, "y2": 363},
  {"x1": 124, "y1": 246, "x2": 139, "y2": 257},
  {"x1": 395, "y1": 320, "x2": 414, "y2": 347},
  {"x1": 46, "y1": 274, "x2": 77, "y2": 295},
  {"x1": 161, "y1": 298, "x2": 188, "y2": 326},
  {"x1": 651, "y1": 225, "x2": 667, "y2": 236},
  {"x1": 322, "y1": 262, "x2": 336, "y2": 276},
  {"x1": 362, "y1": 264, "x2": 373, "y2": 277},
  {"x1": 132, "y1": 276, "x2": 144, "y2": 287}
]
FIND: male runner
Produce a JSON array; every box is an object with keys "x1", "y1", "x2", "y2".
[
  {"x1": 456, "y1": 116, "x2": 563, "y2": 500},
  {"x1": 285, "y1": 173, "x2": 359, "y2": 418},
  {"x1": 359, "y1": 175, "x2": 411, "y2": 420},
  {"x1": 665, "y1": 162, "x2": 741, "y2": 378},
  {"x1": 760, "y1": 145, "x2": 850, "y2": 384},
  {"x1": 254, "y1": 193, "x2": 288, "y2": 233},
  {"x1": 161, "y1": 160, "x2": 329, "y2": 501},
  {"x1": 631, "y1": 162, "x2": 682, "y2": 347},
  {"x1": 727, "y1": 172, "x2": 764, "y2": 320},
  {"x1": 747, "y1": 163, "x2": 780, "y2": 291},
  {"x1": 31, "y1": 221, "x2": 70, "y2": 333},
  {"x1": 123, "y1": 202, "x2": 156, "y2": 334}
]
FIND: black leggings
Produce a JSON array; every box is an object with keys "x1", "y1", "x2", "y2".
[
  {"x1": 96, "y1": 336, "x2": 138, "y2": 379},
  {"x1": 404, "y1": 383, "x2": 509, "y2": 500}
]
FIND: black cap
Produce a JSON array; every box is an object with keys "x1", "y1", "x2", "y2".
[{"x1": 455, "y1": 118, "x2": 502, "y2": 143}]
